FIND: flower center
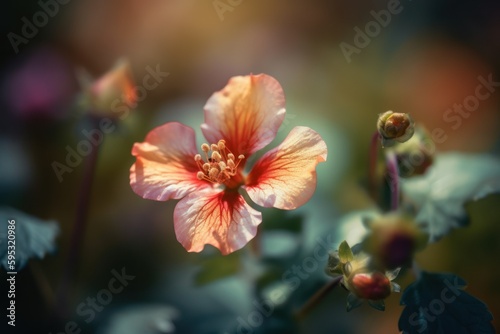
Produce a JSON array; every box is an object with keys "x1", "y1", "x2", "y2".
[{"x1": 194, "y1": 139, "x2": 245, "y2": 185}]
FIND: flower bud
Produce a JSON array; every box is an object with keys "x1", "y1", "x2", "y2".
[
  {"x1": 362, "y1": 213, "x2": 427, "y2": 270},
  {"x1": 328, "y1": 241, "x2": 401, "y2": 311},
  {"x1": 391, "y1": 126, "x2": 434, "y2": 177},
  {"x1": 377, "y1": 111, "x2": 415, "y2": 147},
  {"x1": 348, "y1": 270, "x2": 391, "y2": 300},
  {"x1": 78, "y1": 59, "x2": 137, "y2": 117}
]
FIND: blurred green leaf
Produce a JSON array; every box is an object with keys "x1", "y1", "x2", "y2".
[
  {"x1": 255, "y1": 268, "x2": 283, "y2": 292},
  {"x1": 399, "y1": 271, "x2": 494, "y2": 334},
  {"x1": 401, "y1": 153, "x2": 500, "y2": 242},
  {"x1": 260, "y1": 209, "x2": 303, "y2": 233},
  {"x1": 0, "y1": 207, "x2": 59, "y2": 271},
  {"x1": 338, "y1": 240, "x2": 353, "y2": 263},
  {"x1": 194, "y1": 252, "x2": 241, "y2": 286},
  {"x1": 465, "y1": 193, "x2": 500, "y2": 228}
]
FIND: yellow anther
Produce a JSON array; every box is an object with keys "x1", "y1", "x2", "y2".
[
  {"x1": 211, "y1": 151, "x2": 221, "y2": 161},
  {"x1": 209, "y1": 167, "x2": 219, "y2": 179},
  {"x1": 194, "y1": 138, "x2": 244, "y2": 185}
]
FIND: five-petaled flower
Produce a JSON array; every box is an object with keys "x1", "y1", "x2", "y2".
[{"x1": 130, "y1": 74, "x2": 327, "y2": 254}]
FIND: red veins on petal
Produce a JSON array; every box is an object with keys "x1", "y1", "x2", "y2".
[
  {"x1": 129, "y1": 74, "x2": 329, "y2": 256},
  {"x1": 244, "y1": 126, "x2": 327, "y2": 210},
  {"x1": 130, "y1": 122, "x2": 210, "y2": 201},
  {"x1": 201, "y1": 74, "x2": 286, "y2": 158},
  {"x1": 173, "y1": 189, "x2": 262, "y2": 255}
]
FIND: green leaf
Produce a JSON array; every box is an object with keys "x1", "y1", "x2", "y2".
[
  {"x1": 338, "y1": 240, "x2": 354, "y2": 263},
  {"x1": 399, "y1": 271, "x2": 494, "y2": 334},
  {"x1": 0, "y1": 207, "x2": 59, "y2": 271},
  {"x1": 401, "y1": 153, "x2": 500, "y2": 242},
  {"x1": 194, "y1": 252, "x2": 240, "y2": 286},
  {"x1": 368, "y1": 299, "x2": 385, "y2": 311},
  {"x1": 260, "y1": 208, "x2": 303, "y2": 233},
  {"x1": 346, "y1": 292, "x2": 362, "y2": 311},
  {"x1": 324, "y1": 251, "x2": 342, "y2": 276}
]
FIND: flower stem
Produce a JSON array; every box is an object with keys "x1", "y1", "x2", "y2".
[
  {"x1": 29, "y1": 262, "x2": 54, "y2": 309},
  {"x1": 55, "y1": 115, "x2": 101, "y2": 318},
  {"x1": 295, "y1": 276, "x2": 343, "y2": 320},
  {"x1": 368, "y1": 132, "x2": 381, "y2": 202},
  {"x1": 386, "y1": 151, "x2": 400, "y2": 211}
]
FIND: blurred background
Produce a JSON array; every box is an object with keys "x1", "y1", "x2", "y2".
[{"x1": 1, "y1": 0, "x2": 499, "y2": 333}]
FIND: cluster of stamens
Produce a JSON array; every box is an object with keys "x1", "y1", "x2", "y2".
[{"x1": 194, "y1": 139, "x2": 245, "y2": 184}]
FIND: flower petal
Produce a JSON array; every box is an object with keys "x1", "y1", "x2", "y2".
[
  {"x1": 174, "y1": 189, "x2": 262, "y2": 255},
  {"x1": 201, "y1": 74, "x2": 286, "y2": 157},
  {"x1": 244, "y1": 126, "x2": 327, "y2": 210},
  {"x1": 130, "y1": 122, "x2": 209, "y2": 201}
]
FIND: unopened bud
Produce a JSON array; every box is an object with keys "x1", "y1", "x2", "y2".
[
  {"x1": 391, "y1": 127, "x2": 434, "y2": 177},
  {"x1": 79, "y1": 59, "x2": 137, "y2": 117},
  {"x1": 377, "y1": 111, "x2": 415, "y2": 147},
  {"x1": 362, "y1": 213, "x2": 427, "y2": 269},
  {"x1": 348, "y1": 270, "x2": 392, "y2": 300}
]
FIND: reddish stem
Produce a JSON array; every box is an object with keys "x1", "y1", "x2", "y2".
[
  {"x1": 55, "y1": 115, "x2": 101, "y2": 318},
  {"x1": 386, "y1": 151, "x2": 400, "y2": 210},
  {"x1": 295, "y1": 276, "x2": 343, "y2": 319}
]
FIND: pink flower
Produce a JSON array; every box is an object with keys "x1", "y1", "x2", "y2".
[{"x1": 130, "y1": 74, "x2": 327, "y2": 255}]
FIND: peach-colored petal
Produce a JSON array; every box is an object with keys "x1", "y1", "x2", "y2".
[
  {"x1": 174, "y1": 188, "x2": 262, "y2": 255},
  {"x1": 244, "y1": 126, "x2": 327, "y2": 210},
  {"x1": 201, "y1": 74, "x2": 286, "y2": 157},
  {"x1": 130, "y1": 122, "x2": 209, "y2": 201}
]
